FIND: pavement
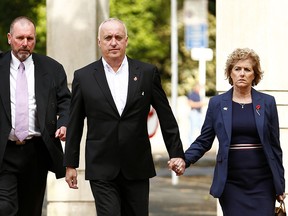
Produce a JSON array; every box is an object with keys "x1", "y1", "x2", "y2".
[
  {"x1": 150, "y1": 153, "x2": 217, "y2": 216},
  {"x1": 42, "y1": 153, "x2": 217, "y2": 216}
]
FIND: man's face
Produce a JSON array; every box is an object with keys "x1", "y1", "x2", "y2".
[
  {"x1": 98, "y1": 20, "x2": 128, "y2": 63},
  {"x1": 7, "y1": 20, "x2": 36, "y2": 62}
]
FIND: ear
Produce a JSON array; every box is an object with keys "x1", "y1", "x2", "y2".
[
  {"x1": 125, "y1": 36, "x2": 128, "y2": 47},
  {"x1": 7, "y1": 33, "x2": 11, "y2": 44}
]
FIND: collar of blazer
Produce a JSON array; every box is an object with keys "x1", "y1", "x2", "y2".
[
  {"x1": 93, "y1": 57, "x2": 142, "y2": 117},
  {"x1": 220, "y1": 87, "x2": 264, "y2": 145}
]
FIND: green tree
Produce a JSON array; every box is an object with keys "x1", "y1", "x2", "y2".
[
  {"x1": 0, "y1": 0, "x2": 46, "y2": 54},
  {"x1": 110, "y1": 0, "x2": 216, "y2": 96},
  {"x1": 0, "y1": 0, "x2": 216, "y2": 96},
  {"x1": 110, "y1": 0, "x2": 170, "y2": 71}
]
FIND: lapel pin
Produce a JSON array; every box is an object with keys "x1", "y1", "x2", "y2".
[
  {"x1": 134, "y1": 76, "x2": 138, "y2": 81},
  {"x1": 223, "y1": 107, "x2": 228, "y2": 110},
  {"x1": 142, "y1": 91, "x2": 145, "y2": 96}
]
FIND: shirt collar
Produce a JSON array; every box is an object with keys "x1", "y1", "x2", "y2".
[
  {"x1": 102, "y1": 56, "x2": 128, "y2": 73},
  {"x1": 11, "y1": 51, "x2": 33, "y2": 70}
]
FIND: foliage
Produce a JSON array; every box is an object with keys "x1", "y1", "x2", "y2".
[
  {"x1": 0, "y1": 0, "x2": 216, "y2": 96},
  {"x1": 110, "y1": 0, "x2": 216, "y2": 96},
  {"x1": 0, "y1": 0, "x2": 46, "y2": 54},
  {"x1": 110, "y1": 0, "x2": 170, "y2": 71}
]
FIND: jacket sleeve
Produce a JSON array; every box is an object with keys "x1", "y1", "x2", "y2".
[
  {"x1": 184, "y1": 97, "x2": 216, "y2": 167},
  {"x1": 151, "y1": 66, "x2": 184, "y2": 159}
]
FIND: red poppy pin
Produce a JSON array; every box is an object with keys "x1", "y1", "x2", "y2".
[{"x1": 256, "y1": 105, "x2": 261, "y2": 116}]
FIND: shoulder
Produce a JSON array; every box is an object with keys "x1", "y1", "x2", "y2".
[
  {"x1": 127, "y1": 57, "x2": 156, "y2": 70},
  {"x1": 74, "y1": 60, "x2": 101, "y2": 78},
  {"x1": 252, "y1": 88, "x2": 275, "y2": 101},
  {"x1": 77, "y1": 60, "x2": 100, "y2": 71},
  {"x1": 210, "y1": 90, "x2": 230, "y2": 102},
  {"x1": 0, "y1": 51, "x2": 11, "y2": 64},
  {"x1": 32, "y1": 53, "x2": 63, "y2": 66}
]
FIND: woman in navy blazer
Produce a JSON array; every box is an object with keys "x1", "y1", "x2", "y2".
[{"x1": 182, "y1": 48, "x2": 285, "y2": 215}]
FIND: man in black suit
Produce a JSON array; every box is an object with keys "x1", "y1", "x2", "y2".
[
  {"x1": 64, "y1": 18, "x2": 186, "y2": 216},
  {"x1": 0, "y1": 16, "x2": 71, "y2": 216}
]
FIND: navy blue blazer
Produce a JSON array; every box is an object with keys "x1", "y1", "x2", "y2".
[{"x1": 185, "y1": 88, "x2": 285, "y2": 198}]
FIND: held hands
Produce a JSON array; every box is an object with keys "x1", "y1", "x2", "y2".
[
  {"x1": 65, "y1": 167, "x2": 78, "y2": 189},
  {"x1": 167, "y1": 158, "x2": 186, "y2": 176}
]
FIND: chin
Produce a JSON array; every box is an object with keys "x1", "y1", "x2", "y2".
[{"x1": 18, "y1": 53, "x2": 30, "y2": 61}]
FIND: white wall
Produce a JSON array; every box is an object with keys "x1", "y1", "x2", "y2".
[{"x1": 216, "y1": 0, "x2": 288, "y2": 215}]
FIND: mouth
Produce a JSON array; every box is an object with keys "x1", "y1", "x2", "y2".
[
  {"x1": 19, "y1": 49, "x2": 30, "y2": 54},
  {"x1": 109, "y1": 47, "x2": 120, "y2": 51}
]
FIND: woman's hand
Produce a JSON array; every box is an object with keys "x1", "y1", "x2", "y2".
[{"x1": 276, "y1": 193, "x2": 286, "y2": 202}]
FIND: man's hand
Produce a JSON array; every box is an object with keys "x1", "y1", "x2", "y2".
[
  {"x1": 167, "y1": 157, "x2": 186, "y2": 176},
  {"x1": 55, "y1": 126, "x2": 67, "y2": 141},
  {"x1": 65, "y1": 167, "x2": 78, "y2": 189}
]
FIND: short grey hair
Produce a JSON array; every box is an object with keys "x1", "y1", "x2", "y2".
[{"x1": 98, "y1": 18, "x2": 128, "y2": 39}]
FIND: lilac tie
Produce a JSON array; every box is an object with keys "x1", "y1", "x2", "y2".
[{"x1": 15, "y1": 62, "x2": 29, "y2": 141}]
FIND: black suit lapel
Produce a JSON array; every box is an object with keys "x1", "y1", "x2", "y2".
[
  {"x1": 33, "y1": 54, "x2": 50, "y2": 129},
  {"x1": 122, "y1": 58, "x2": 140, "y2": 116},
  {"x1": 0, "y1": 53, "x2": 12, "y2": 122},
  {"x1": 93, "y1": 60, "x2": 119, "y2": 115}
]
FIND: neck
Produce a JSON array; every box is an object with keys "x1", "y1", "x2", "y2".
[
  {"x1": 232, "y1": 87, "x2": 252, "y2": 103},
  {"x1": 105, "y1": 57, "x2": 125, "y2": 72}
]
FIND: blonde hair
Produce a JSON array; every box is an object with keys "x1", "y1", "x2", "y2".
[{"x1": 225, "y1": 48, "x2": 263, "y2": 86}]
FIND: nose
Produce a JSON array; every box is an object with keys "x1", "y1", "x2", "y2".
[
  {"x1": 22, "y1": 38, "x2": 28, "y2": 46},
  {"x1": 239, "y1": 69, "x2": 245, "y2": 75},
  {"x1": 110, "y1": 37, "x2": 117, "y2": 46}
]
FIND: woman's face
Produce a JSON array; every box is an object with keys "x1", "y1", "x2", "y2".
[{"x1": 230, "y1": 58, "x2": 255, "y2": 88}]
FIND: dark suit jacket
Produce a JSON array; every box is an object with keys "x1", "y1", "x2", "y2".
[
  {"x1": 64, "y1": 57, "x2": 184, "y2": 180},
  {"x1": 185, "y1": 88, "x2": 285, "y2": 198},
  {"x1": 0, "y1": 52, "x2": 71, "y2": 178}
]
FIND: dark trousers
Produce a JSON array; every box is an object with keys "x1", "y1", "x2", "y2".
[
  {"x1": 90, "y1": 172, "x2": 149, "y2": 216},
  {"x1": 0, "y1": 138, "x2": 49, "y2": 216}
]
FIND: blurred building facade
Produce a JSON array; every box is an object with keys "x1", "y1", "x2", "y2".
[{"x1": 216, "y1": 0, "x2": 288, "y2": 215}]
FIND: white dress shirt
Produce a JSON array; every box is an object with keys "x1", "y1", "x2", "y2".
[
  {"x1": 102, "y1": 56, "x2": 129, "y2": 116},
  {"x1": 9, "y1": 52, "x2": 41, "y2": 141}
]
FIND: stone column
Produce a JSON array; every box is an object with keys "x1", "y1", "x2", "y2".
[
  {"x1": 46, "y1": 0, "x2": 109, "y2": 215},
  {"x1": 216, "y1": 0, "x2": 288, "y2": 215}
]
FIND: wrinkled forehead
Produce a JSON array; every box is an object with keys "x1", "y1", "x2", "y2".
[
  {"x1": 99, "y1": 20, "x2": 127, "y2": 37},
  {"x1": 11, "y1": 20, "x2": 35, "y2": 35}
]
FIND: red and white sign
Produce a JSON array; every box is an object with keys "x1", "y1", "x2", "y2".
[{"x1": 147, "y1": 107, "x2": 158, "y2": 138}]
